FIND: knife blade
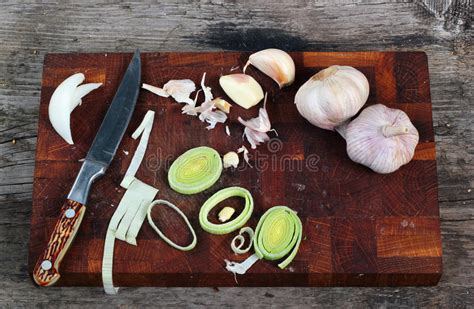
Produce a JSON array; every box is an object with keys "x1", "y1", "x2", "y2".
[{"x1": 33, "y1": 50, "x2": 141, "y2": 287}]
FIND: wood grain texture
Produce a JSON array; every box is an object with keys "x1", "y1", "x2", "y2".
[
  {"x1": 0, "y1": 1, "x2": 472, "y2": 307},
  {"x1": 27, "y1": 51, "x2": 442, "y2": 287}
]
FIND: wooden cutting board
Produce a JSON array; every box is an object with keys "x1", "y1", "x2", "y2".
[{"x1": 28, "y1": 51, "x2": 442, "y2": 287}]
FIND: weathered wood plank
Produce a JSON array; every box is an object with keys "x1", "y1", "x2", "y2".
[{"x1": 0, "y1": 0, "x2": 472, "y2": 307}]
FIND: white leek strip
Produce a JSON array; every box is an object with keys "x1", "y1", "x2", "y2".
[
  {"x1": 225, "y1": 206, "x2": 303, "y2": 275},
  {"x1": 102, "y1": 179, "x2": 158, "y2": 294},
  {"x1": 199, "y1": 187, "x2": 253, "y2": 235},
  {"x1": 147, "y1": 200, "x2": 197, "y2": 251},
  {"x1": 124, "y1": 111, "x2": 155, "y2": 181},
  {"x1": 231, "y1": 227, "x2": 255, "y2": 254},
  {"x1": 102, "y1": 111, "x2": 157, "y2": 294}
]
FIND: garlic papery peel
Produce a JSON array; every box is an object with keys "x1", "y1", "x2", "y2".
[
  {"x1": 142, "y1": 83, "x2": 169, "y2": 97},
  {"x1": 238, "y1": 145, "x2": 252, "y2": 168},
  {"x1": 243, "y1": 49, "x2": 295, "y2": 88},
  {"x1": 142, "y1": 79, "x2": 195, "y2": 104},
  {"x1": 49, "y1": 73, "x2": 102, "y2": 144},
  {"x1": 191, "y1": 73, "x2": 227, "y2": 129},
  {"x1": 345, "y1": 104, "x2": 419, "y2": 174},
  {"x1": 295, "y1": 65, "x2": 369, "y2": 131},
  {"x1": 238, "y1": 93, "x2": 275, "y2": 149},
  {"x1": 219, "y1": 74, "x2": 264, "y2": 109}
]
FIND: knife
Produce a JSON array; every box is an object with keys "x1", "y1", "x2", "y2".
[{"x1": 33, "y1": 50, "x2": 141, "y2": 286}]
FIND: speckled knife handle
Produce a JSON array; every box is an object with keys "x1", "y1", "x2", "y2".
[{"x1": 32, "y1": 199, "x2": 86, "y2": 286}]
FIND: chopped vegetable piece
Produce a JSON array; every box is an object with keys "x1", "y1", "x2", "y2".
[
  {"x1": 147, "y1": 199, "x2": 197, "y2": 251},
  {"x1": 231, "y1": 227, "x2": 255, "y2": 254},
  {"x1": 168, "y1": 146, "x2": 222, "y2": 195},
  {"x1": 225, "y1": 206, "x2": 303, "y2": 274},
  {"x1": 199, "y1": 187, "x2": 253, "y2": 235}
]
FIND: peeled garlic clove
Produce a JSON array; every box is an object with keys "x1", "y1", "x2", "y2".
[
  {"x1": 219, "y1": 74, "x2": 264, "y2": 109},
  {"x1": 212, "y1": 98, "x2": 232, "y2": 113},
  {"x1": 244, "y1": 48, "x2": 295, "y2": 88},
  {"x1": 345, "y1": 104, "x2": 419, "y2": 174},
  {"x1": 49, "y1": 73, "x2": 102, "y2": 144},
  {"x1": 295, "y1": 65, "x2": 369, "y2": 131},
  {"x1": 218, "y1": 207, "x2": 236, "y2": 223},
  {"x1": 223, "y1": 151, "x2": 239, "y2": 168}
]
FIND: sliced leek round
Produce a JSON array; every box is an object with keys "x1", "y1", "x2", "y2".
[
  {"x1": 254, "y1": 206, "x2": 303, "y2": 269},
  {"x1": 168, "y1": 146, "x2": 222, "y2": 195},
  {"x1": 199, "y1": 187, "x2": 253, "y2": 235}
]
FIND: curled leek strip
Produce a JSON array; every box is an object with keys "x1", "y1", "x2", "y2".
[
  {"x1": 199, "y1": 187, "x2": 253, "y2": 235},
  {"x1": 225, "y1": 206, "x2": 303, "y2": 275},
  {"x1": 168, "y1": 146, "x2": 223, "y2": 195},
  {"x1": 231, "y1": 227, "x2": 255, "y2": 254},
  {"x1": 147, "y1": 200, "x2": 197, "y2": 251}
]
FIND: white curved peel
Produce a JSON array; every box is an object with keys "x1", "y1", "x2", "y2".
[{"x1": 48, "y1": 73, "x2": 102, "y2": 144}]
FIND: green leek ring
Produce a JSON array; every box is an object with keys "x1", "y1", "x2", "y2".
[
  {"x1": 199, "y1": 187, "x2": 253, "y2": 235},
  {"x1": 168, "y1": 146, "x2": 222, "y2": 195},
  {"x1": 254, "y1": 206, "x2": 302, "y2": 269}
]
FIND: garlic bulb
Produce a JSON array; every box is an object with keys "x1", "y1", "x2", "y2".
[
  {"x1": 294, "y1": 65, "x2": 369, "y2": 131},
  {"x1": 345, "y1": 104, "x2": 419, "y2": 174},
  {"x1": 243, "y1": 49, "x2": 295, "y2": 88}
]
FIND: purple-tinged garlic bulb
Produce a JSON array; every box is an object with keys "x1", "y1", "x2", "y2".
[{"x1": 345, "y1": 104, "x2": 419, "y2": 174}]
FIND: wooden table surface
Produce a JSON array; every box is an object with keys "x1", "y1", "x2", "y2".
[{"x1": 0, "y1": 1, "x2": 472, "y2": 308}]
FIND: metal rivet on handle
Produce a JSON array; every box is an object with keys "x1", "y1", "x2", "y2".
[
  {"x1": 65, "y1": 208, "x2": 76, "y2": 218},
  {"x1": 41, "y1": 260, "x2": 52, "y2": 271}
]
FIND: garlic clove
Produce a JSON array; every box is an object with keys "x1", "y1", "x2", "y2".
[
  {"x1": 223, "y1": 151, "x2": 239, "y2": 168},
  {"x1": 218, "y1": 207, "x2": 236, "y2": 223},
  {"x1": 212, "y1": 97, "x2": 232, "y2": 113},
  {"x1": 295, "y1": 65, "x2": 369, "y2": 131},
  {"x1": 219, "y1": 74, "x2": 264, "y2": 109},
  {"x1": 244, "y1": 48, "x2": 295, "y2": 88}
]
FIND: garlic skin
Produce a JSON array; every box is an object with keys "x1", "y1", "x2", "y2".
[
  {"x1": 345, "y1": 104, "x2": 419, "y2": 174},
  {"x1": 294, "y1": 65, "x2": 369, "y2": 131},
  {"x1": 219, "y1": 74, "x2": 264, "y2": 109},
  {"x1": 244, "y1": 49, "x2": 295, "y2": 88}
]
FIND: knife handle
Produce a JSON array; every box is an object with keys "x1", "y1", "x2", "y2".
[{"x1": 33, "y1": 199, "x2": 86, "y2": 286}]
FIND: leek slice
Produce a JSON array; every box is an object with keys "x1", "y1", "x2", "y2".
[
  {"x1": 147, "y1": 199, "x2": 197, "y2": 251},
  {"x1": 199, "y1": 187, "x2": 253, "y2": 235},
  {"x1": 168, "y1": 146, "x2": 222, "y2": 195},
  {"x1": 231, "y1": 227, "x2": 255, "y2": 254},
  {"x1": 254, "y1": 206, "x2": 302, "y2": 269},
  {"x1": 225, "y1": 206, "x2": 302, "y2": 275}
]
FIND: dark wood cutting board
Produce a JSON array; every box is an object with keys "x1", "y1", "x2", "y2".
[{"x1": 28, "y1": 51, "x2": 442, "y2": 287}]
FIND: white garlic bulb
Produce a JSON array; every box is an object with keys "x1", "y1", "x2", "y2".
[
  {"x1": 294, "y1": 65, "x2": 369, "y2": 130},
  {"x1": 345, "y1": 104, "x2": 419, "y2": 174}
]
